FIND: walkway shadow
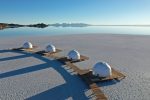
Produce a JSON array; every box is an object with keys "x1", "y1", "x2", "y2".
[
  {"x1": 28, "y1": 76, "x2": 88, "y2": 100},
  {"x1": 28, "y1": 84, "x2": 70, "y2": 100},
  {"x1": 0, "y1": 49, "x2": 32, "y2": 62},
  {"x1": 0, "y1": 49, "x2": 11, "y2": 53},
  {"x1": 0, "y1": 49, "x2": 89, "y2": 100},
  {"x1": 0, "y1": 63, "x2": 47, "y2": 79}
]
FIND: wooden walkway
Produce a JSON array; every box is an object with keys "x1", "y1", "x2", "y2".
[{"x1": 90, "y1": 83, "x2": 107, "y2": 100}]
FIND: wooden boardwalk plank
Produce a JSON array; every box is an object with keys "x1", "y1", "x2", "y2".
[
  {"x1": 80, "y1": 55, "x2": 89, "y2": 61},
  {"x1": 90, "y1": 83, "x2": 107, "y2": 100},
  {"x1": 111, "y1": 68, "x2": 126, "y2": 78}
]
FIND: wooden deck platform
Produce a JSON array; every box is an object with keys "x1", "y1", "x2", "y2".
[
  {"x1": 10, "y1": 46, "x2": 38, "y2": 52},
  {"x1": 34, "y1": 49, "x2": 62, "y2": 56},
  {"x1": 57, "y1": 55, "x2": 89, "y2": 64},
  {"x1": 84, "y1": 68, "x2": 126, "y2": 82}
]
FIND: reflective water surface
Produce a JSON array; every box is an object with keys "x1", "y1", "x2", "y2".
[{"x1": 0, "y1": 26, "x2": 150, "y2": 38}]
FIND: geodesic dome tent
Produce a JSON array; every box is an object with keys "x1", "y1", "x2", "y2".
[
  {"x1": 67, "y1": 50, "x2": 81, "y2": 60},
  {"x1": 45, "y1": 44, "x2": 56, "y2": 52},
  {"x1": 92, "y1": 62, "x2": 112, "y2": 77},
  {"x1": 23, "y1": 42, "x2": 33, "y2": 49}
]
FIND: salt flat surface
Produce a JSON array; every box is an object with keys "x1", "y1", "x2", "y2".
[{"x1": 0, "y1": 34, "x2": 150, "y2": 100}]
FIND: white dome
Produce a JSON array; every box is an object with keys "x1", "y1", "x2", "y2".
[
  {"x1": 45, "y1": 44, "x2": 56, "y2": 52},
  {"x1": 92, "y1": 62, "x2": 112, "y2": 77},
  {"x1": 23, "y1": 42, "x2": 33, "y2": 49},
  {"x1": 68, "y1": 50, "x2": 80, "y2": 60}
]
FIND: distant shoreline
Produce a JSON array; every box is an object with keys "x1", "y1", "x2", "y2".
[{"x1": 1, "y1": 22, "x2": 150, "y2": 30}]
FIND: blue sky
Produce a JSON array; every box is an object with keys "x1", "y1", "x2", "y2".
[{"x1": 0, "y1": 0, "x2": 150, "y2": 24}]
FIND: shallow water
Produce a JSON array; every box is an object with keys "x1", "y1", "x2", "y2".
[{"x1": 0, "y1": 26, "x2": 150, "y2": 37}]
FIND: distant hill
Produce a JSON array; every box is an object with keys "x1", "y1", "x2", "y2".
[
  {"x1": 49, "y1": 23, "x2": 91, "y2": 27},
  {"x1": 27, "y1": 23, "x2": 48, "y2": 28},
  {"x1": 0, "y1": 23, "x2": 48, "y2": 30}
]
